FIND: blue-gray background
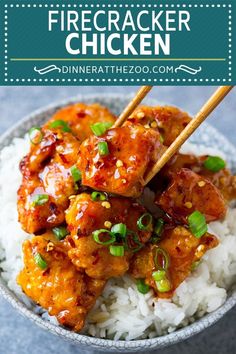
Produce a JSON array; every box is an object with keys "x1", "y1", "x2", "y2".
[{"x1": 0, "y1": 86, "x2": 235, "y2": 354}]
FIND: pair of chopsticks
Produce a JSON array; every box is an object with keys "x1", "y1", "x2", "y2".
[{"x1": 113, "y1": 85, "x2": 234, "y2": 185}]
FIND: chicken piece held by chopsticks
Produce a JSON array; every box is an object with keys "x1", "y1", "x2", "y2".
[
  {"x1": 127, "y1": 105, "x2": 191, "y2": 146},
  {"x1": 77, "y1": 124, "x2": 165, "y2": 198}
]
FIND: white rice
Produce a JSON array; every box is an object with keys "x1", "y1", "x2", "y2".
[{"x1": 0, "y1": 136, "x2": 236, "y2": 340}]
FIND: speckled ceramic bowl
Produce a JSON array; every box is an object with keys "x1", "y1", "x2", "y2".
[{"x1": 0, "y1": 94, "x2": 236, "y2": 353}]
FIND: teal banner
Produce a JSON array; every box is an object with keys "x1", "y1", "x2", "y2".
[{"x1": 0, "y1": 0, "x2": 235, "y2": 85}]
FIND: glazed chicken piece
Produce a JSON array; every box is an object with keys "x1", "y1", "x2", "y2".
[
  {"x1": 17, "y1": 235, "x2": 105, "y2": 332},
  {"x1": 157, "y1": 168, "x2": 227, "y2": 223},
  {"x1": 18, "y1": 102, "x2": 116, "y2": 234},
  {"x1": 45, "y1": 103, "x2": 116, "y2": 141},
  {"x1": 65, "y1": 193, "x2": 152, "y2": 280},
  {"x1": 160, "y1": 153, "x2": 236, "y2": 202},
  {"x1": 129, "y1": 226, "x2": 219, "y2": 298},
  {"x1": 18, "y1": 131, "x2": 81, "y2": 234},
  {"x1": 127, "y1": 105, "x2": 191, "y2": 146},
  {"x1": 77, "y1": 124, "x2": 165, "y2": 197}
]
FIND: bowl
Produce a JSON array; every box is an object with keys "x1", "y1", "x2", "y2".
[{"x1": 0, "y1": 94, "x2": 236, "y2": 353}]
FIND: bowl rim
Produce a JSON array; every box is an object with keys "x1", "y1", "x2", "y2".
[{"x1": 0, "y1": 92, "x2": 236, "y2": 352}]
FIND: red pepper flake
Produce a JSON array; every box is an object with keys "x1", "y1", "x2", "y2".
[
  {"x1": 94, "y1": 174, "x2": 106, "y2": 186},
  {"x1": 92, "y1": 250, "x2": 100, "y2": 265},
  {"x1": 19, "y1": 156, "x2": 27, "y2": 173},
  {"x1": 176, "y1": 246, "x2": 181, "y2": 254},
  {"x1": 67, "y1": 236, "x2": 76, "y2": 248},
  {"x1": 128, "y1": 118, "x2": 136, "y2": 124},
  {"x1": 77, "y1": 111, "x2": 86, "y2": 118},
  {"x1": 42, "y1": 268, "x2": 50, "y2": 276},
  {"x1": 59, "y1": 154, "x2": 68, "y2": 164},
  {"x1": 204, "y1": 236, "x2": 214, "y2": 246},
  {"x1": 67, "y1": 224, "x2": 73, "y2": 233},
  {"x1": 58, "y1": 310, "x2": 70, "y2": 324},
  {"x1": 76, "y1": 296, "x2": 83, "y2": 306}
]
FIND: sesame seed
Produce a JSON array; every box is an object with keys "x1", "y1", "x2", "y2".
[
  {"x1": 104, "y1": 221, "x2": 112, "y2": 228},
  {"x1": 197, "y1": 245, "x2": 205, "y2": 251},
  {"x1": 56, "y1": 145, "x2": 64, "y2": 153},
  {"x1": 150, "y1": 121, "x2": 158, "y2": 128},
  {"x1": 137, "y1": 111, "x2": 145, "y2": 119},
  {"x1": 102, "y1": 201, "x2": 111, "y2": 209},
  {"x1": 195, "y1": 244, "x2": 205, "y2": 258},
  {"x1": 116, "y1": 159, "x2": 123, "y2": 167},
  {"x1": 198, "y1": 181, "x2": 206, "y2": 187},
  {"x1": 122, "y1": 179, "x2": 127, "y2": 184},
  {"x1": 185, "y1": 202, "x2": 193, "y2": 209},
  {"x1": 220, "y1": 177, "x2": 226, "y2": 184},
  {"x1": 46, "y1": 242, "x2": 54, "y2": 252},
  {"x1": 144, "y1": 124, "x2": 150, "y2": 129},
  {"x1": 57, "y1": 133, "x2": 63, "y2": 139},
  {"x1": 69, "y1": 195, "x2": 76, "y2": 200}
]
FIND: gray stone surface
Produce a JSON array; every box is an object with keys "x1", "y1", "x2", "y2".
[{"x1": 0, "y1": 86, "x2": 235, "y2": 354}]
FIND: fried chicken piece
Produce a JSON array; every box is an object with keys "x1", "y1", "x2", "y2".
[
  {"x1": 45, "y1": 103, "x2": 115, "y2": 141},
  {"x1": 65, "y1": 193, "x2": 152, "y2": 280},
  {"x1": 160, "y1": 153, "x2": 236, "y2": 202},
  {"x1": 77, "y1": 124, "x2": 164, "y2": 198},
  {"x1": 17, "y1": 131, "x2": 81, "y2": 234},
  {"x1": 129, "y1": 226, "x2": 218, "y2": 298},
  {"x1": 127, "y1": 105, "x2": 191, "y2": 146},
  {"x1": 17, "y1": 235, "x2": 105, "y2": 332},
  {"x1": 17, "y1": 103, "x2": 116, "y2": 234},
  {"x1": 157, "y1": 168, "x2": 227, "y2": 223}
]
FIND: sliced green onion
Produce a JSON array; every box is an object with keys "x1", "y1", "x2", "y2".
[
  {"x1": 154, "y1": 218, "x2": 164, "y2": 236},
  {"x1": 29, "y1": 127, "x2": 43, "y2": 145},
  {"x1": 137, "y1": 213, "x2": 153, "y2": 231},
  {"x1": 137, "y1": 279, "x2": 150, "y2": 294},
  {"x1": 125, "y1": 230, "x2": 143, "y2": 253},
  {"x1": 188, "y1": 211, "x2": 208, "y2": 238},
  {"x1": 203, "y1": 156, "x2": 226, "y2": 172},
  {"x1": 34, "y1": 253, "x2": 47, "y2": 270},
  {"x1": 153, "y1": 247, "x2": 169, "y2": 271},
  {"x1": 91, "y1": 191, "x2": 106, "y2": 201},
  {"x1": 159, "y1": 134, "x2": 164, "y2": 144},
  {"x1": 155, "y1": 278, "x2": 172, "y2": 293},
  {"x1": 50, "y1": 120, "x2": 71, "y2": 133},
  {"x1": 191, "y1": 260, "x2": 201, "y2": 271},
  {"x1": 109, "y1": 245, "x2": 125, "y2": 257},
  {"x1": 92, "y1": 229, "x2": 116, "y2": 245},
  {"x1": 71, "y1": 165, "x2": 82, "y2": 182},
  {"x1": 150, "y1": 236, "x2": 161, "y2": 244},
  {"x1": 52, "y1": 226, "x2": 69, "y2": 241},
  {"x1": 152, "y1": 270, "x2": 166, "y2": 281},
  {"x1": 111, "y1": 223, "x2": 127, "y2": 238},
  {"x1": 32, "y1": 194, "x2": 49, "y2": 206},
  {"x1": 98, "y1": 141, "x2": 109, "y2": 156},
  {"x1": 90, "y1": 122, "x2": 113, "y2": 136}
]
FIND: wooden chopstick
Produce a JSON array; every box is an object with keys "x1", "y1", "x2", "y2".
[
  {"x1": 113, "y1": 86, "x2": 153, "y2": 128},
  {"x1": 144, "y1": 85, "x2": 234, "y2": 185}
]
